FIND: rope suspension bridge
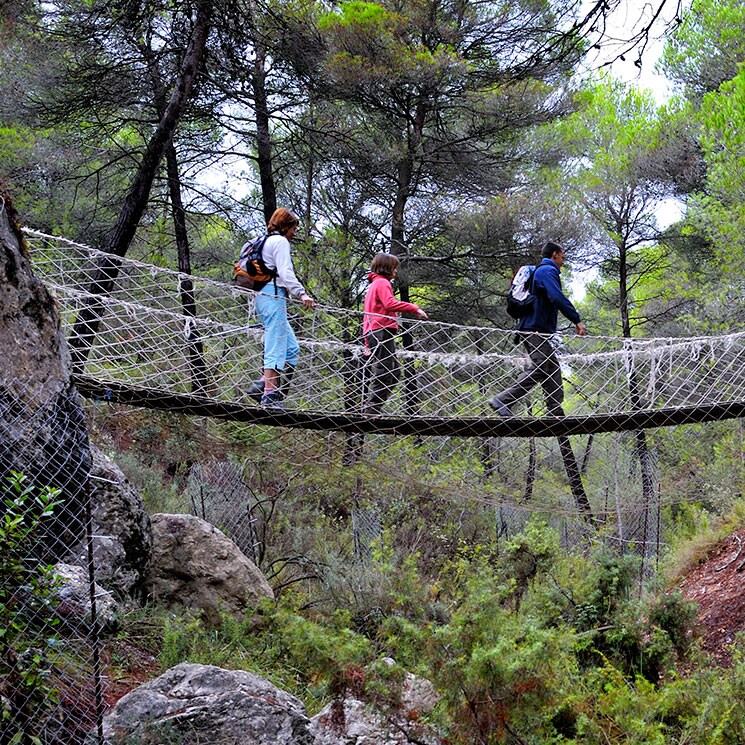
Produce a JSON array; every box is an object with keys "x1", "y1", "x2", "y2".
[{"x1": 25, "y1": 229, "x2": 745, "y2": 440}]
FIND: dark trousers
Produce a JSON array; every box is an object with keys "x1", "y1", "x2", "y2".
[
  {"x1": 498, "y1": 331, "x2": 565, "y2": 415},
  {"x1": 363, "y1": 328, "x2": 400, "y2": 414},
  {"x1": 343, "y1": 328, "x2": 400, "y2": 465}
]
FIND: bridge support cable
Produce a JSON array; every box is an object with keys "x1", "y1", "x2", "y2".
[{"x1": 71, "y1": 374, "x2": 745, "y2": 438}]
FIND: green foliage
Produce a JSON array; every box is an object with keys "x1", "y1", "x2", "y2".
[
  {"x1": 0, "y1": 472, "x2": 63, "y2": 745},
  {"x1": 159, "y1": 597, "x2": 373, "y2": 714},
  {"x1": 427, "y1": 540, "x2": 579, "y2": 743},
  {"x1": 576, "y1": 550, "x2": 638, "y2": 629},
  {"x1": 566, "y1": 652, "x2": 745, "y2": 744},
  {"x1": 504, "y1": 517, "x2": 560, "y2": 608},
  {"x1": 546, "y1": 74, "x2": 692, "y2": 337},
  {"x1": 647, "y1": 590, "x2": 697, "y2": 658},
  {"x1": 661, "y1": 0, "x2": 745, "y2": 98},
  {"x1": 662, "y1": 498, "x2": 745, "y2": 585},
  {"x1": 319, "y1": 0, "x2": 392, "y2": 32},
  {"x1": 688, "y1": 67, "x2": 745, "y2": 283},
  {"x1": 411, "y1": 520, "x2": 703, "y2": 741},
  {"x1": 97, "y1": 443, "x2": 745, "y2": 745}
]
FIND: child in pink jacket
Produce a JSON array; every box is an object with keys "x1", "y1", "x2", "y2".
[{"x1": 362, "y1": 252, "x2": 428, "y2": 414}]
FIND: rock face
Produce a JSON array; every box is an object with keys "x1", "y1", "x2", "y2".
[
  {"x1": 145, "y1": 513, "x2": 274, "y2": 621},
  {"x1": 101, "y1": 662, "x2": 314, "y2": 745},
  {"x1": 66, "y1": 444, "x2": 152, "y2": 600},
  {"x1": 0, "y1": 200, "x2": 70, "y2": 396},
  {"x1": 0, "y1": 194, "x2": 91, "y2": 561}
]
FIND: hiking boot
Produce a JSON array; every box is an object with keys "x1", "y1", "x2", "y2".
[
  {"x1": 489, "y1": 396, "x2": 512, "y2": 416},
  {"x1": 246, "y1": 379, "x2": 265, "y2": 401},
  {"x1": 260, "y1": 390, "x2": 284, "y2": 409}
]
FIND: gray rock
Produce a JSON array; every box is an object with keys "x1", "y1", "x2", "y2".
[
  {"x1": 0, "y1": 195, "x2": 90, "y2": 562},
  {"x1": 66, "y1": 443, "x2": 152, "y2": 600},
  {"x1": 53, "y1": 562, "x2": 118, "y2": 631},
  {"x1": 145, "y1": 513, "x2": 274, "y2": 622},
  {"x1": 381, "y1": 657, "x2": 440, "y2": 717},
  {"x1": 101, "y1": 662, "x2": 314, "y2": 744},
  {"x1": 0, "y1": 202, "x2": 72, "y2": 395},
  {"x1": 310, "y1": 660, "x2": 441, "y2": 745},
  {"x1": 310, "y1": 696, "x2": 442, "y2": 745}
]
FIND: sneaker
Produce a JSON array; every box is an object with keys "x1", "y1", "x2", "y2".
[
  {"x1": 246, "y1": 379, "x2": 265, "y2": 401},
  {"x1": 260, "y1": 390, "x2": 284, "y2": 409},
  {"x1": 489, "y1": 396, "x2": 512, "y2": 416}
]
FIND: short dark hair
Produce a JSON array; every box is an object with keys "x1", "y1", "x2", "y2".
[
  {"x1": 370, "y1": 252, "x2": 400, "y2": 278},
  {"x1": 542, "y1": 241, "x2": 564, "y2": 259}
]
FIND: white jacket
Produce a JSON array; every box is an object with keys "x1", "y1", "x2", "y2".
[{"x1": 260, "y1": 234, "x2": 306, "y2": 299}]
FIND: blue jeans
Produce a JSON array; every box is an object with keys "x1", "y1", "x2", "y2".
[{"x1": 255, "y1": 286, "x2": 299, "y2": 372}]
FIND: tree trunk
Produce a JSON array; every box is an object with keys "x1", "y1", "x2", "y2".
[
  {"x1": 252, "y1": 42, "x2": 277, "y2": 223},
  {"x1": 523, "y1": 437, "x2": 536, "y2": 502},
  {"x1": 143, "y1": 36, "x2": 209, "y2": 395},
  {"x1": 390, "y1": 105, "x2": 426, "y2": 420},
  {"x1": 165, "y1": 143, "x2": 208, "y2": 395},
  {"x1": 391, "y1": 169, "x2": 419, "y2": 419},
  {"x1": 619, "y1": 240, "x2": 657, "y2": 556},
  {"x1": 558, "y1": 435, "x2": 593, "y2": 520},
  {"x1": 69, "y1": 0, "x2": 213, "y2": 370},
  {"x1": 580, "y1": 433, "x2": 594, "y2": 475}
]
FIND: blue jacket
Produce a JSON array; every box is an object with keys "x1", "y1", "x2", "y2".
[{"x1": 518, "y1": 258, "x2": 581, "y2": 334}]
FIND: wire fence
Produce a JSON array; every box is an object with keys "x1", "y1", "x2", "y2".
[
  {"x1": 5, "y1": 377, "x2": 745, "y2": 742},
  {"x1": 0, "y1": 381, "x2": 103, "y2": 745}
]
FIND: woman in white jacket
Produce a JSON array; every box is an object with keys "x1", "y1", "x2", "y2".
[{"x1": 254, "y1": 208, "x2": 315, "y2": 408}]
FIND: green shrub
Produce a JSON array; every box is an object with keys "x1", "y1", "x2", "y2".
[
  {"x1": 158, "y1": 597, "x2": 374, "y2": 714},
  {"x1": 0, "y1": 472, "x2": 63, "y2": 745},
  {"x1": 647, "y1": 589, "x2": 697, "y2": 657},
  {"x1": 426, "y1": 549, "x2": 579, "y2": 744}
]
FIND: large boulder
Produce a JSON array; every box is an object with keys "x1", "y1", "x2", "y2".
[
  {"x1": 0, "y1": 194, "x2": 90, "y2": 561},
  {"x1": 145, "y1": 513, "x2": 274, "y2": 621},
  {"x1": 66, "y1": 443, "x2": 152, "y2": 600},
  {"x1": 100, "y1": 662, "x2": 314, "y2": 744}
]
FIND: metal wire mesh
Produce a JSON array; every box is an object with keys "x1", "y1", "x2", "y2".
[
  {"x1": 4, "y1": 228, "x2": 745, "y2": 743},
  {"x1": 4, "y1": 384, "x2": 745, "y2": 741},
  {"x1": 0, "y1": 381, "x2": 104, "y2": 745},
  {"x1": 184, "y1": 460, "x2": 260, "y2": 563}
]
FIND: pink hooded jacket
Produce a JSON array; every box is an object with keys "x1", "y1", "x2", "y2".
[{"x1": 362, "y1": 272, "x2": 421, "y2": 337}]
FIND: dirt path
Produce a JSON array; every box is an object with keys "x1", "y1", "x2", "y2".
[{"x1": 679, "y1": 528, "x2": 745, "y2": 666}]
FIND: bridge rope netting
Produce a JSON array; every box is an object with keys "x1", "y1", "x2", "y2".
[
  {"x1": 24, "y1": 229, "x2": 745, "y2": 439},
  {"x1": 21, "y1": 227, "x2": 745, "y2": 567}
]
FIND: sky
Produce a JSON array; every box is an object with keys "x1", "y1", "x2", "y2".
[{"x1": 585, "y1": 0, "x2": 689, "y2": 102}]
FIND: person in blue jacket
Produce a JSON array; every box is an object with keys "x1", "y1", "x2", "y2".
[{"x1": 490, "y1": 241, "x2": 586, "y2": 416}]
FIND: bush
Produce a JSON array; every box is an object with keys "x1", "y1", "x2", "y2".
[
  {"x1": 0, "y1": 472, "x2": 62, "y2": 745},
  {"x1": 158, "y1": 596, "x2": 374, "y2": 714}
]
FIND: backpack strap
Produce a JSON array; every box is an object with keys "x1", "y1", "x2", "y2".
[
  {"x1": 261, "y1": 232, "x2": 280, "y2": 296},
  {"x1": 255, "y1": 234, "x2": 273, "y2": 275}
]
